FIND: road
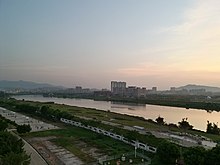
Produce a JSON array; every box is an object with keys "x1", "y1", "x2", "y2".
[
  {"x1": 23, "y1": 138, "x2": 48, "y2": 165},
  {"x1": 9, "y1": 130, "x2": 48, "y2": 165}
]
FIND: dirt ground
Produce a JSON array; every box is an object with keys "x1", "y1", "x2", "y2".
[{"x1": 26, "y1": 136, "x2": 107, "y2": 165}]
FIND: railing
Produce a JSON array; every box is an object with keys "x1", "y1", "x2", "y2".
[{"x1": 60, "y1": 118, "x2": 157, "y2": 154}]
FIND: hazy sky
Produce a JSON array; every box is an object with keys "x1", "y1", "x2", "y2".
[{"x1": 1, "y1": 0, "x2": 220, "y2": 89}]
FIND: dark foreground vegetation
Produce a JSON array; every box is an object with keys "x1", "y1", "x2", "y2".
[
  {"x1": 0, "y1": 117, "x2": 30, "y2": 165},
  {"x1": 153, "y1": 141, "x2": 220, "y2": 165},
  {"x1": 1, "y1": 97, "x2": 220, "y2": 164}
]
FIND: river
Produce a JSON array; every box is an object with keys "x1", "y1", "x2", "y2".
[{"x1": 13, "y1": 95, "x2": 220, "y2": 131}]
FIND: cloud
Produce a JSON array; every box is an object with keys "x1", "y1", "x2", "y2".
[
  {"x1": 160, "y1": 0, "x2": 220, "y2": 34},
  {"x1": 121, "y1": 0, "x2": 220, "y2": 77},
  {"x1": 117, "y1": 62, "x2": 181, "y2": 77}
]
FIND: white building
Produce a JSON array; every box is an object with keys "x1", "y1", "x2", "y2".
[{"x1": 111, "y1": 81, "x2": 126, "y2": 96}]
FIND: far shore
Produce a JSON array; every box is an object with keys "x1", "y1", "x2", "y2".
[{"x1": 14, "y1": 93, "x2": 220, "y2": 112}]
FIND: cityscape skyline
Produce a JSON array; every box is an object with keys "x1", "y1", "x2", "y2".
[{"x1": 1, "y1": 1, "x2": 220, "y2": 90}]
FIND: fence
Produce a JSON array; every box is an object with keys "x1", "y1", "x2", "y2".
[{"x1": 60, "y1": 118, "x2": 157, "y2": 154}]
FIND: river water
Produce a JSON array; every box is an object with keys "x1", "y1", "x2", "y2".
[{"x1": 13, "y1": 95, "x2": 220, "y2": 131}]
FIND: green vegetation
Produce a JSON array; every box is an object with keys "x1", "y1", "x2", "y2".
[
  {"x1": 0, "y1": 119, "x2": 8, "y2": 131},
  {"x1": 153, "y1": 142, "x2": 220, "y2": 165},
  {"x1": 205, "y1": 146, "x2": 220, "y2": 165},
  {"x1": 0, "y1": 114, "x2": 18, "y2": 128},
  {"x1": 206, "y1": 121, "x2": 220, "y2": 135},
  {"x1": 43, "y1": 93, "x2": 220, "y2": 111},
  {"x1": 17, "y1": 124, "x2": 31, "y2": 134},
  {"x1": 156, "y1": 141, "x2": 180, "y2": 165},
  {"x1": 2, "y1": 98, "x2": 220, "y2": 164},
  {"x1": 0, "y1": 98, "x2": 165, "y2": 147},
  {"x1": 183, "y1": 147, "x2": 206, "y2": 165},
  {"x1": 1, "y1": 98, "x2": 220, "y2": 143},
  {"x1": 155, "y1": 116, "x2": 165, "y2": 125},
  {"x1": 103, "y1": 154, "x2": 150, "y2": 165},
  {"x1": 178, "y1": 118, "x2": 193, "y2": 130},
  {"x1": 0, "y1": 118, "x2": 30, "y2": 165},
  {"x1": 26, "y1": 126, "x2": 134, "y2": 164}
]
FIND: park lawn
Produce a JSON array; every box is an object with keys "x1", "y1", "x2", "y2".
[
  {"x1": 36, "y1": 101, "x2": 163, "y2": 130},
  {"x1": 51, "y1": 137, "x2": 96, "y2": 163},
  {"x1": 15, "y1": 99, "x2": 163, "y2": 131},
  {"x1": 4, "y1": 99, "x2": 220, "y2": 142},
  {"x1": 25, "y1": 125, "x2": 134, "y2": 158},
  {"x1": 187, "y1": 129, "x2": 220, "y2": 142}
]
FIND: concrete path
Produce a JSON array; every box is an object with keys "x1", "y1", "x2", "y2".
[
  {"x1": 23, "y1": 139, "x2": 48, "y2": 165},
  {"x1": 8, "y1": 131, "x2": 48, "y2": 165}
]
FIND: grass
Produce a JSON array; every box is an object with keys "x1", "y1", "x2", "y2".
[
  {"x1": 51, "y1": 137, "x2": 96, "y2": 163},
  {"x1": 48, "y1": 103, "x2": 163, "y2": 131},
  {"x1": 26, "y1": 126, "x2": 135, "y2": 162},
  {"x1": 3, "y1": 98, "x2": 220, "y2": 142},
  {"x1": 187, "y1": 129, "x2": 220, "y2": 142},
  {"x1": 5, "y1": 98, "x2": 163, "y2": 130},
  {"x1": 104, "y1": 155, "x2": 149, "y2": 165}
]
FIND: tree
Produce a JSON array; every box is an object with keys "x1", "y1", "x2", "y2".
[
  {"x1": 0, "y1": 152, "x2": 30, "y2": 165},
  {"x1": 205, "y1": 146, "x2": 220, "y2": 165},
  {"x1": 178, "y1": 118, "x2": 193, "y2": 130},
  {"x1": 0, "y1": 132, "x2": 24, "y2": 155},
  {"x1": 206, "y1": 121, "x2": 219, "y2": 135},
  {"x1": 157, "y1": 141, "x2": 180, "y2": 165},
  {"x1": 183, "y1": 147, "x2": 206, "y2": 165},
  {"x1": 155, "y1": 116, "x2": 165, "y2": 125},
  {"x1": 207, "y1": 121, "x2": 212, "y2": 133},
  {"x1": 0, "y1": 132, "x2": 30, "y2": 165},
  {"x1": 16, "y1": 104, "x2": 38, "y2": 114},
  {"x1": 16, "y1": 124, "x2": 31, "y2": 134},
  {"x1": 0, "y1": 120, "x2": 8, "y2": 131}
]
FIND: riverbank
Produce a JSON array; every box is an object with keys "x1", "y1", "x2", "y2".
[
  {"x1": 1, "y1": 97, "x2": 220, "y2": 143},
  {"x1": 13, "y1": 93, "x2": 220, "y2": 112},
  {"x1": 37, "y1": 93, "x2": 220, "y2": 112},
  {"x1": 1, "y1": 97, "x2": 220, "y2": 164},
  {"x1": 96, "y1": 97, "x2": 220, "y2": 112},
  {"x1": 12, "y1": 95, "x2": 220, "y2": 131}
]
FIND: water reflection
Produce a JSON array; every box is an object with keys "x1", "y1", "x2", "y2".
[{"x1": 12, "y1": 95, "x2": 220, "y2": 131}]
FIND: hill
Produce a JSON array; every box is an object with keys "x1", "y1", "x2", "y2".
[
  {"x1": 0, "y1": 80, "x2": 56, "y2": 90},
  {"x1": 177, "y1": 84, "x2": 220, "y2": 93}
]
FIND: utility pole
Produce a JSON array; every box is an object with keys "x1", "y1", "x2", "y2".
[{"x1": 135, "y1": 142, "x2": 137, "y2": 158}]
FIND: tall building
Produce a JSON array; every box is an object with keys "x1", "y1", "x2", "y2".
[
  {"x1": 152, "y1": 87, "x2": 157, "y2": 91},
  {"x1": 137, "y1": 87, "x2": 147, "y2": 97},
  {"x1": 111, "y1": 81, "x2": 126, "y2": 96}
]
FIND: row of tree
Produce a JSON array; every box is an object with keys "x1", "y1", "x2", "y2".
[
  {"x1": 0, "y1": 115, "x2": 31, "y2": 134},
  {"x1": 155, "y1": 116, "x2": 193, "y2": 130},
  {"x1": 155, "y1": 116, "x2": 220, "y2": 135},
  {"x1": 0, "y1": 118, "x2": 30, "y2": 165},
  {"x1": 2, "y1": 99, "x2": 220, "y2": 165},
  {"x1": 15, "y1": 103, "x2": 72, "y2": 121},
  {"x1": 13, "y1": 103, "x2": 163, "y2": 146},
  {"x1": 156, "y1": 141, "x2": 220, "y2": 165},
  {"x1": 207, "y1": 121, "x2": 219, "y2": 135}
]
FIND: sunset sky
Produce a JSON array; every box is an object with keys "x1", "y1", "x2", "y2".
[{"x1": 1, "y1": 0, "x2": 220, "y2": 90}]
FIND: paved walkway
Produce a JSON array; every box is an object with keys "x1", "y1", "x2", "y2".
[
  {"x1": 23, "y1": 138, "x2": 48, "y2": 165},
  {"x1": 9, "y1": 131, "x2": 48, "y2": 165},
  {"x1": 0, "y1": 107, "x2": 58, "y2": 132}
]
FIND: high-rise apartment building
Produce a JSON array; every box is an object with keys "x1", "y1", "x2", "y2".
[{"x1": 111, "y1": 81, "x2": 126, "y2": 96}]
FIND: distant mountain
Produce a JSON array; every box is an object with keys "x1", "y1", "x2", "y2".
[
  {"x1": 0, "y1": 80, "x2": 59, "y2": 90},
  {"x1": 177, "y1": 84, "x2": 220, "y2": 93}
]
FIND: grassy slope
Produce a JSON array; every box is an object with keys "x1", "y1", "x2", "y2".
[{"x1": 25, "y1": 126, "x2": 134, "y2": 163}]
